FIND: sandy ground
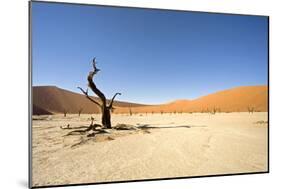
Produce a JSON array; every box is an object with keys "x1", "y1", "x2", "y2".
[{"x1": 32, "y1": 112, "x2": 268, "y2": 187}]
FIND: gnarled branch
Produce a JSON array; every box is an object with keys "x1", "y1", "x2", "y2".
[
  {"x1": 108, "y1": 93, "x2": 121, "y2": 109},
  {"x1": 87, "y1": 59, "x2": 107, "y2": 104},
  {"x1": 92, "y1": 57, "x2": 100, "y2": 74},
  {"x1": 77, "y1": 87, "x2": 101, "y2": 107}
]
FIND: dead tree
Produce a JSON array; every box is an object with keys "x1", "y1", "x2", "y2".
[
  {"x1": 63, "y1": 109, "x2": 67, "y2": 117},
  {"x1": 78, "y1": 58, "x2": 121, "y2": 129},
  {"x1": 78, "y1": 108, "x2": 83, "y2": 117},
  {"x1": 212, "y1": 107, "x2": 218, "y2": 115},
  {"x1": 248, "y1": 106, "x2": 255, "y2": 114},
  {"x1": 129, "y1": 107, "x2": 132, "y2": 116}
]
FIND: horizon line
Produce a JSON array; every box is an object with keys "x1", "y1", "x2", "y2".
[{"x1": 32, "y1": 84, "x2": 268, "y2": 105}]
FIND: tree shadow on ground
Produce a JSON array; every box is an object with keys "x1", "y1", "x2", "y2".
[
  {"x1": 137, "y1": 125, "x2": 206, "y2": 130},
  {"x1": 61, "y1": 123, "x2": 207, "y2": 148}
]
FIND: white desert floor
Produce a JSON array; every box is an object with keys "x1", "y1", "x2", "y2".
[{"x1": 31, "y1": 112, "x2": 268, "y2": 187}]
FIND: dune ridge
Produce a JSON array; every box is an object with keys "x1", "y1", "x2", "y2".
[
  {"x1": 33, "y1": 85, "x2": 268, "y2": 115},
  {"x1": 33, "y1": 86, "x2": 146, "y2": 115},
  {"x1": 121, "y1": 85, "x2": 268, "y2": 114}
]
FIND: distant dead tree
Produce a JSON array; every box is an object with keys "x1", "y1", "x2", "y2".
[
  {"x1": 160, "y1": 110, "x2": 163, "y2": 115},
  {"x1": 210, "y1": 107, "x2": 221, "y2": 115},
  {"x1": 63, "y1": 108, "x2": 68, "y2": 117},
  {"x1": 78, "y1": 108, "x2": 83, "y2": 117},
  {"x1": 151, "y1": 111, "x2": 154, "y2": 115},
  {"x1": 129, "y1": 107, "x2": 132, "y2": 116},
  {"x1": 78, "y1": 58, "x2": 121, "y2": 129},
  {"x1": 212, "y1": 107, "x2": 219, "y2": 115},
  {"x1": 248, "y1": 106, "x2": 255, "y2": 114}
]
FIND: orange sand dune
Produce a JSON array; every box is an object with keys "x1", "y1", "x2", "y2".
[
  {"x1": 115, "y1": 86, "x2": 268, "y2": 114},
  {"x1": 33, "y1": 86, "x2": 146, "y2": 115},
  {"x1": 188, "y1": 85, "x2": 268, "y2": 112},
  {"x1": 33, "y1": 85, "x2": 268, "y2": 115}
]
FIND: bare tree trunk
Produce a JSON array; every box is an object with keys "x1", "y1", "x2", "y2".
[
  {"x1": 102, "y1": 108, "x2": 111, "y2": 128},
  {"x1": 78, "y1": 58, "x2": 121, "y2": 129}
]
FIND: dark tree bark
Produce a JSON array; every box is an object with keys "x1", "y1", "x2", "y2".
[{"x1": 78, "y1": 58, "x2": 121, "y2": 129}]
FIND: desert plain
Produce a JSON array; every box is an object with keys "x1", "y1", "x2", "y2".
[{"x1": 32, "y1": 112, "x2": 268, "y2": 187}]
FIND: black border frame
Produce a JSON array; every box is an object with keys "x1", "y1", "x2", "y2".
[{"x1": 28, "y1": 1, "x2": 270, "y2": 188}]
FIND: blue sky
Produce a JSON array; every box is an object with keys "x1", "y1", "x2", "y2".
[{"x1": 32, "y1": 2, "x2": 268, "y2": 104}]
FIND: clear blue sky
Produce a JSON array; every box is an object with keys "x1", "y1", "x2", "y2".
[{"x1": 32, "y1": 2, "x2": 268, "y2": 104}]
